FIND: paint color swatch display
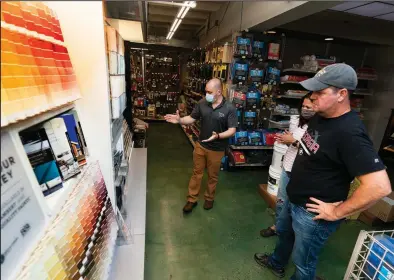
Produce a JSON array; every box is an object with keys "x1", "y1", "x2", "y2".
[
  {"x1": 1, "y1": 1, "x2": 81, "y2": 127},
  {"x1": 15, "y1": 162, "x2": 118, "y2": 280}
]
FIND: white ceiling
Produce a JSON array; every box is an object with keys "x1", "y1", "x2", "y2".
[{"x1": 331, "y1": 1, "x2": 394, "y2": 21}]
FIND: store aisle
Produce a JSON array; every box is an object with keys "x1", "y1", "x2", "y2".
[{"x1": 144, "y1": 123, "x2": 370, "y2": 280}]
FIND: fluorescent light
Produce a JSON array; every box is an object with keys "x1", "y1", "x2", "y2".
[
  {"x1": 325, "y1": 37, "x2": 334, "y2": 41},
  {"x1": 188, "y1": 1, "x2": 196, "y2": 8},
  {"x1": 180, "y1": 6, "x2": 190, "y2": 18},
  {"x1": 177, "y1": 6, "x2": 186, "y2": 18},
  {"x1": 169, "y1": 31, "x2": 175, "y2": 40},
  {"x1": 267, "y1": 30, "x2": 276, "y2": 34},
  {"x1": 173, "y1": 19, "x2": 182, "y2": 32},
  {"x1": 170, "y1": 18, "x2": 179, "y2": 32}
]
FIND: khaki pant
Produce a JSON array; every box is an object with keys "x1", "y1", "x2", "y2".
[{"x1": 188, "y1": 142, "x2": 224, "y2": 202}]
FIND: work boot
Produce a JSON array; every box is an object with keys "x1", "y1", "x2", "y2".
[
  {"x1": 203, "y1": 200, "x2": 214, "y2": 210},
  {"x1": 260, "y1": 226, "x2": 277, "y2": 238},
  {"x1": 183, "y1": 201, "x2": 197, "y2": 213},
  {"x1": 254, "y1": 253, "x2": 285, "y2": 278}
]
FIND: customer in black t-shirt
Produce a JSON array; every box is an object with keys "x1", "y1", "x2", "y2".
[{"x1": 254, "y1": 63, "x2": 392, "y2": 279}]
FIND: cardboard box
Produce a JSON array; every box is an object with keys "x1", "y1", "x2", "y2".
[
  {"x1": 358, "y1": 209, "x2": 385, "y2": 226},
  {"x1": 367, "y1": 197, "x2": 394, "y2": 222},
  {"x1": 258, "y1": 184, "x2": 277, "y2": 210}
]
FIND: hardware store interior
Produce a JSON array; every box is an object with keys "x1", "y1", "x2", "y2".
[{"x1": 1, "y1": 1, "x2": 394, "y2": 280}]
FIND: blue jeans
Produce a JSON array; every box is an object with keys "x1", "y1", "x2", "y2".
[
  {"x1": 269, "y1": 202, "x2": 342, "y2": 279},
  {"x1": 275, "y1": 169, "x2": 290, "y2": 222}
]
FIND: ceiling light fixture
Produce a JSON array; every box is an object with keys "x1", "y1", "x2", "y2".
[
  {"x1": 180, "y1": 6, "x2": 190, "y2": 18},
  {"x1": 325, "y1": 37, "x2": 334, "y2": 41},
  {"x1": 177, "y1": 6, "x2": 186, "y2": 18},
  {"x1": 174, "y1": 19, "x2": 182, "y2": 32},
  {"x1": 267, "y1": 30, "x2": 276, "y2": 34},
  {"x1": 166, "y1": 1, "x2": 196, "y2": 40}
]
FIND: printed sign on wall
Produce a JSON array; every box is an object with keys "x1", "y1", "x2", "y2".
[{"x1": 1, "y1": 132, "x2": 46, "y2": 280}]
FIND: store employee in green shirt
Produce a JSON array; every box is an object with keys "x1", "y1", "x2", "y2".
[{"x1": 165, "y1": 78, "x2": 238, "y2": 213}]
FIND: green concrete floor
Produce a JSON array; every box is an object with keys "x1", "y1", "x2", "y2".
[{"x1": 144, "y1": 123, "x2": 371, "y2": 280}]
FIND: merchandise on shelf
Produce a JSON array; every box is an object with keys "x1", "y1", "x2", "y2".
[
  {"x1": 248, "y1": 131, "x2": 263, "y2": 146},
  {"x1": 249, "y1": 68, "x2": 265, "y2": 86},
  {"x1": 364, "y1": 235, "x2": 394, "y2": 279},
  {"x1": 233, "y1": 89, "x2": 247, "y2": 109},
  {"x1": 267, "y1": 43, "x2": 280, "y2": 60},
  {"x1": 234, "y1": 131, "x2": 249, "y2": 146},
  {"x1": 228, "y1": 150, "x2": 246, "y2": 165},
  {"x1": 20, "y1": 128, "x2": 63, "y2": 196},
  {"x1": 232, "y1": 61, "x2": 249, "y2": 84},
  {"x1": 244, "y1": 110, "x2": 257, "y2": 129},
  {"x1": 281, "y1": 75, "x2": 309, "y2": 82},
  {"x1": 262, "y1": 130, "x2": 277, "y2": 146},
  {"x1": 265, "y1": 66, "x2": 281, "y2": 83},
  {"x1": 252, "y1": 41, "x2": 265, "y2": 59},
  {"x1": 42, "y1": 117, "x2": 81, "y2": 180},
  {"x1": 357, "y1": 66, "x2": 378, "y2": 80},
  {"x1": 60, "y1": 113, "x2": 87, "y2": 166},
  {"x1": 246, "y1": 91, "x2": 261, "y2": 109},
  {"x1": 234, "y1": 36, "x2": 252, "y2": 57},
  {"x1": 285, "y1": 90, "x2": 309, "y2": 97}
]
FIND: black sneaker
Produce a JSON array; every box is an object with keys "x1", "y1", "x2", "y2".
[{"x1": 254, "y1": 253, "x2": 285, "y2": 278}]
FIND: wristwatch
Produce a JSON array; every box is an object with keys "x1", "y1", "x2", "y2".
[{"x1": 217, "y1": 133, "x2": 221, "y2": 139}]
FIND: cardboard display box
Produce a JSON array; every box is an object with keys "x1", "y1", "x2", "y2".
[
  {"x1": 258, "y1": 184, "x2": 277, "y2": 210},
  {"x1": 367, "y1": 197, "x2": 394, "y2": 223}
]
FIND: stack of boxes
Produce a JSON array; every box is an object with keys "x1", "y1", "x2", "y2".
[{"x1": 105, "y1": 26, "x2": 126, "y2": 120}]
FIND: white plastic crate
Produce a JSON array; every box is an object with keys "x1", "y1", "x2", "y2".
[{"x1": 344, "y1": 230, "x2": 394, "y2": 280}]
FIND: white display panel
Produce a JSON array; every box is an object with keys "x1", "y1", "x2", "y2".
[{"x1": 1, "y1": 132, "x2": 46, "y2": 280}]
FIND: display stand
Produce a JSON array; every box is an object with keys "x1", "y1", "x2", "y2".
[
  {"x1": 109, "y1": 148, "x2": 147, "y2": 280},
  {"x1": 1, "y1": 2, "x2": 147, "y2": 279}
]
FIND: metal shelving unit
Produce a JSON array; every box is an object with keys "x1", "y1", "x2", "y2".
[{"x1": 229, "y1": 145, "x2": 273, "y2": 150}]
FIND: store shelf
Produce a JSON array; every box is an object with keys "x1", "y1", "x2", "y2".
[
  {"x1": 269, "y1": 119, "x2": 290, "y2": 129},
  {"x1": 357, "y1": 76, "x2": 377, "y2": 81},
  {"x1": 138, "y1": 116, "x2": 166, "y2": 121},
  {"x1": 272, "y1": 113, "x2": 298, "y2": 116},
  {"x1": 180, "y1": 125, "x2": 196, "y2": 148},
  {"x1": 110, "y1": 148, "x2": 147, "y2": 280},
  {"x1": 353, "y1": 90, "x2": 373, "y2": 96},
  {"x1": 2, "y1": 103, "x2": 75, "y2": 132},
  {"x1": 229, "y1": 145, "x2": 273, "y2": 150},
  {"x1": 229, "y1": 162, "x2": 269, "y2": 167},
  {"x1": 282, "y1": 68, "x2": 316, "y2": 75},
  {"x1": 280, "y1": 81, "x2": 301, "y2": 85},
  {"x1": 191, "y1": 91, "x2": 204, "y2": 97},
  {"x1": 276, "y1": 95, "x2": 304, "y2": 99},
  {"x1": 191, "y1": 125, "x2": 200, "y2": 137}
]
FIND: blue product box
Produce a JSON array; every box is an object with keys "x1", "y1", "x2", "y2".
[
  {"x1": 248, "y1": 131, "x2": 263, "y2": 146},
  {"x1": 236, "y1": 37, "x2": 251, "y2": 55},
  {"x1": 265, "y1": 67, "x2": 281, "y2": 82},
  {"x1": 234, "y1": 131, "x2": 249, "y2": 146},
  {"x1": 252, "y1": 41, "x2": 264, "y2": 58}
]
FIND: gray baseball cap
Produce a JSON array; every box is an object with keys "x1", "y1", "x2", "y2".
[{"x1": 300, "y1": 63, "x2": 358, "y2": 91}]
